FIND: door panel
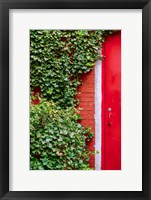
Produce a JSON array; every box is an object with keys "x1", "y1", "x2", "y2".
[{"x1": 101, "y1": 31, "x2": 121, "y2": 170}]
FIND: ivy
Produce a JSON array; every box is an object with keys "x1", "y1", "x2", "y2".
[
  {"x1": 30, "y1": 30, "x2": 112, "y2": 107},
  {"x1": 30, "y1": 30, "x2": 112, "y2": 170},
  {"x1": 30, "y1": 100, "x2": 93, "y2": 170}
]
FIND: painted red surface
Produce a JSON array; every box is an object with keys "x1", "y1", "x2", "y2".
[
  {"x1": 32, "y1": 86, "x2": 41, "y2": 105},
  {"x1": 77, "y1": 69, "x2": 95, "y2": 169},
  {"x1": 32, "y1": 70, "x2": 96, "y2": 169},
  {"x1": 32, "y1": 33, "x2": 121, "y2": 170},
  {"x1": 101, "y1": 31, "x2": 121, "y2": 170}
]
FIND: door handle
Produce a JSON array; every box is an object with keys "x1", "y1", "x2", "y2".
[{"x1": 108, "y1": 108, "x2": 112, "y2": 126}]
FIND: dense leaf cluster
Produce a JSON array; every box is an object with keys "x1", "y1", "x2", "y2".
[
  {"x1": 30, "y1": 30, "x2": 112, "y2": 170},
  {"x1": 30, "y1": 100, "x2": 93, "y2": 170},
  {"x1": 30, "y1": 30, "x2": 112, "y2": 107}
]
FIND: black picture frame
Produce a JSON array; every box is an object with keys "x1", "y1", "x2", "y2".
[{"x1": 0, "y1": 0, "x2": 151, "y2": 199}]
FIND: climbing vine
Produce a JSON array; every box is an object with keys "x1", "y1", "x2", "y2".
[
  {"x1": 30, "y1": 30, "x2": 112, "y2": 107},
  {"x1": 30, "y1": 99, "x2": 93, "y2": 170},
  {"x1": 30, "y1": 30, "x2": 112, "y2": 170}
]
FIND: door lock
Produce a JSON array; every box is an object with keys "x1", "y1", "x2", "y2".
[
  {"x1": 108, "y1": 107, "x2": 112, "y2": 112},
  {"x1": 108, "y1": 108, "x2": 112, "y2": 126}
]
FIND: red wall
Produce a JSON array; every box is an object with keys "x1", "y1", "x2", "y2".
[
  {"x1": 77, "y1": 69, "x2": 95, "y2": 169},
  {"x1": 32, "y1": 69, "x2": 96, "y2": 169},
  {"x1": 32, "y1": 33, "x2": 121, "y2": 170}
]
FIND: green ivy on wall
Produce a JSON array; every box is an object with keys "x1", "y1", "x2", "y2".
[
  {"x1": 30, "y1": 30, "x2": 112, "y2": 170},
  {"x1": 30, "y1": 99, "x2": 93, "y2": 170},
  {"x1": 30, "y1": 30, "x2": 112, "y2": 107}
]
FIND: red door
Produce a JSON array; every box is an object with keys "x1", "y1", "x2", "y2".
[{"x1": 101, "y1": 31, "x2": 121, "y2": 170}]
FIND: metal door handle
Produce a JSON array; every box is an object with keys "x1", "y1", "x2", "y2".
[{"x1": 108, "y1": 108, "x2": 112, "y2": 126}]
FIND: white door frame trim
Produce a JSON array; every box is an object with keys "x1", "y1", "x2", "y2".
[{"x1": 95, "y1": 59, "x2": 102, "y2": 170}]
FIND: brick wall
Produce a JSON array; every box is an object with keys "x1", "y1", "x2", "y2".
[
  {"x1": 32, "y1": 68, "x2": 96, "y2": 169},
  {"x1": 76, "y1": 68, "x2": 95, "y2": 169}
]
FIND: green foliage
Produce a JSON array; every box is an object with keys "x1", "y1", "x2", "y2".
[
  {"x1": 30, "y1": 30, "x2": 112, "y2": 107},
  {"x1": 30, "y1": 100, "x2": 93, "y2": 170},
  {"x1": 30, "y1": 30, "x2": 113, "y2": 170}
]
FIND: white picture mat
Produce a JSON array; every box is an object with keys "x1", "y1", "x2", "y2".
[{"x1": 9, "y1": 9, "x2": 142, "y2": 191}]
